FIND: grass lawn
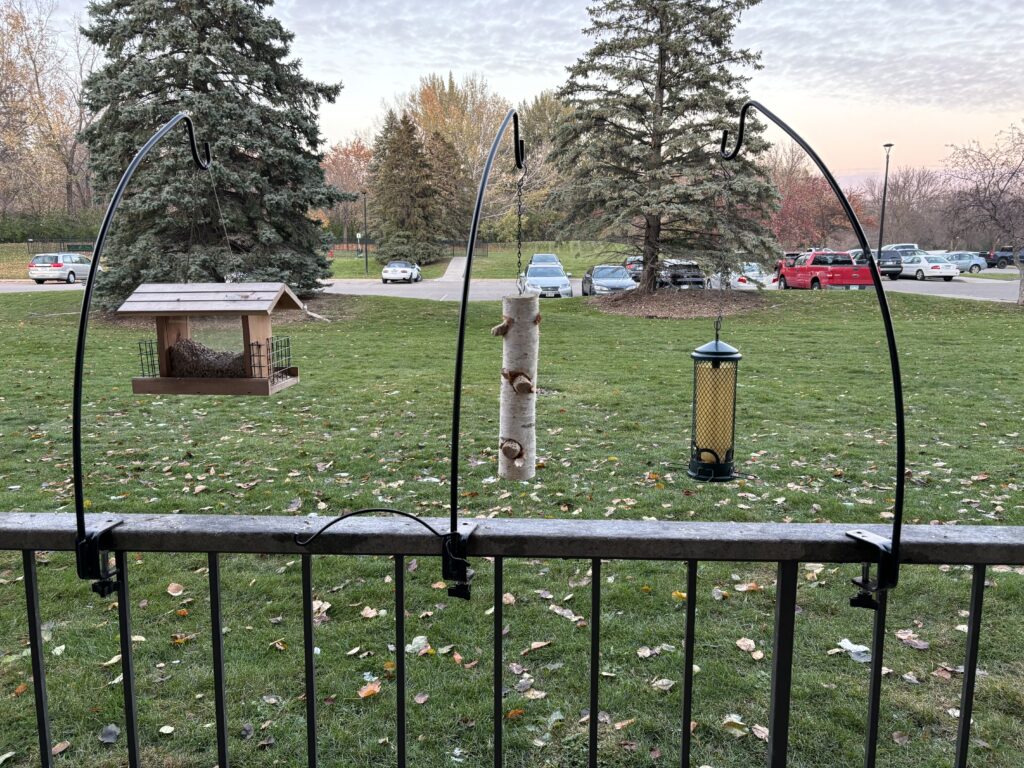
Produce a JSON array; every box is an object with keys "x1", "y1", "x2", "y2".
[
  {"x1": 972, "y1": 271, "x2": 1021, "y2": 281},
  {"x1": 469, "y1": 240, "x2": 629, "y2": 280},
  {"x1": 1, "y1": 289, "x2": 1023, "y2": 767}
]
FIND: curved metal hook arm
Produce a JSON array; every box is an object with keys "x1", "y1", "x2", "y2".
[
  {"x1": 72, "y1": 112, "x2": 212, "y2": 583},
  {"x1": 720, "y1": 100, "x2": 906, "y2": 590},
  {"x1": 449, "y1": 109, "x2": 525, "y2": 536}
]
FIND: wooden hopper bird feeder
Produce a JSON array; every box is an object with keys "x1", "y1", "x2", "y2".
[{"x1": 118, "y1": 282, "x2": 302, "y2": 396}]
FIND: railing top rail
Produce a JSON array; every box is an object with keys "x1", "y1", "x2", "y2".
[{"x1": 3, "y1": 513, "x2": 1023, "y2": 565}]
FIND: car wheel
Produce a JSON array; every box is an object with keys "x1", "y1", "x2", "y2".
[
  {"x1": 943, "y1": 276, "x2": 953, "y2": 281},
  {"x1": 810, "y1": 279, "x2": 821, "y2": 290},
  {"x1": 997, "y1": 258, "x2": 1008, "y2": 269},
  {"x1": 778, "y1": 277, "x2": 788, "y2": 290},
  {"x1": 382, "y1": 279, "x2": 388, "y2": 284},
  {"x1": 34, "y1": 279, "x2": 45, "y2": 284},
  {"x1": 415, "y1": 274, "x2": 422, "y2": 282},
  {"x1": 66, "y1": 272, "x2": 76, "y2": 284},
  {"x1": 969, "y1": 264, "x2": 981, "y2": 274},
  {"x1": 915, "y1": 270, "x2": 925, "y2": 281},
  {"x1": 888, "y1": 273, "x2": 899, "y2": 281}
]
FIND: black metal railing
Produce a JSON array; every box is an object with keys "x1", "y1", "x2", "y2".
[{"x1": 3, "y1": 512, "x2": 1021, "y2": 768}]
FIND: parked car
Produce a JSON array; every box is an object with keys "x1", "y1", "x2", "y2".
[
  {"x1": 657, "y1": 258, "x2": 705, "y2": 288},
  {"x1": 898, "y1": 252, "x2": 957, "y2": 281},
  {"x1": 581, "y1": 264, "x2": 636, "y2": 295},
  {"x1": 623, "y1": 255, "x2": 644, "y2": 282},
  {"x1": 943, "y1": 251, "x2": 987, "y2": 274},
  {"x1": 985, "y1": 246, "x2": 1016, "y2": 269},
  {"x1": 881, "y1": 243, "x2": 919, "y2": 252},
  {"x1": 27, "y1": 253, "x2": 93, "y2": 284},
  {"x1": 529, "y1": 253, "x2": 562, "y2": 267},
  {"x1": 709, "y1": 262, "x2": 777, "y2": 290},
  {"x1": 778, "y1": 251, "x2": 872, "y2": 290},
  {"x1": 381, "y1": 260, "x2": 422, "y2": 283},
  {"x1": 523, "y1": 264, "x2": 573, "y2": 298}
]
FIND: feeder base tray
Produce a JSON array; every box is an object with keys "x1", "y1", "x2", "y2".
[{"x1": 131, "y1": 368, "x2": 299, "y2": 396}]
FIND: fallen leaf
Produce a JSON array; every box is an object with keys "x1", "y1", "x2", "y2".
[
  {"x1": 736, "y1": 638, "x2": 756, "y2": 653},
  {"x1": 258, "y1": 736, "x2": 275, "y2": 749},
  {"x1": 505, "y1": 709, "x2": 526, "y2": 720},
  {"x1": 98, "y1": 724, "x2": 120, "y2": 745},
  {"x1": 171, "y1": 633, "x2": 195, "y2": 646},
  {"x1": 0, "y1": 752, "x2": 15, "y2": 765},
  {"x1": 752, "y1": 724, "x2": 769, "y2": 742},
  {"x1": 414, "y1": 693, "x2": 429, "y2": 705},
  {"x1": 672, "y1": 591, "x2": 687, "y2": 601},
  {"x1": 521, "y1": 641, "x2": 551, "y2": 656},
  {"x1": 158, "y1": 725, "x2": 174, "y2": 736},
  {"x1": 523, "y1": 688, "x2": 547, "y2": 700},
  {"x1": 721, "y1": 713, "x2": 749, "y2": 738},
  {"x1": 166, "y1": 583, "x2": 184, "y2": 597},
  {"x1": 269, "y1": 639, "x2": 287, "y2": 652},
  {"x1": 838, "y1": 638, "x2": 872, "y2": 663},
  {"x1": 893, "y1": 731, "x2": 910, "y2": 745},
  {"x1": 613, "y1": 718, "x2": 635, "y2": 731},
  {"x1": 13, "y1": 683, "x2": 28, "y2": 697},
  {"x1": 261, "y1": 694, "x2": 281, "y2": 705},
  {"x1": 358, "y1": 680, "x2": 382, "y2": 699},
  {"x1": 431, "y1": 581, "x2": 446, "y2": 590},
  {"x1": 361, "y1": 606, "x2": 379, "y2": 619},
  {"x1": 712, "y1": 587, "x2": 730, "y2": 601},
  {"x1": 51, "y1": 741, "x2": 71, "y2": 756},
  {"x1": 751, "y1": 650, "x2": 765, "y2": 661},
  {"x1": 240, "y1": 723, "x2": 254, "y2": 740},
  {"x1": 735, "y1": 582, "x2": 763, "y2": 593},
  {"x1": 502, "y1": 592, "x2": 516, "y2": 605},
  {"x1": 651, "y1": 678, "x2": 675, "y2": 692}
]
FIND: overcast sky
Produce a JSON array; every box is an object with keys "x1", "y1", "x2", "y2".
[{"x1": 61, "y1": 0, "x2": 1024, "y2": 179}]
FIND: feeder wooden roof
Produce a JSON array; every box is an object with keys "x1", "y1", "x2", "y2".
[{"x1": 116, "y1": 282, "x2": 303, "y2": 317}]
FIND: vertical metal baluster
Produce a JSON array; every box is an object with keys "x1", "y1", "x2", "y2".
[
  {"x1": 680, "y1": 560, "x2": 697, "y2": 768},
  {"x1": 589, "y1": 558, "x2": 601, "y2": 768},
  {"x1": 22, "y1": 551, "x2": 53, "y2": 768},
  {"x1": 954, "y1": 564, "x2": 986, "y2": 768},
  {"x1": 114, "y1": 551, "x2": 141, "y2": 768},
  {"x1": 768, "y1": 561, "x2": 798, "y2": 768},
  {"x1": 208, "y1": 553, "x2": 230, "y2": 768},
  {"x1": 301, "y1": 555, "x2": 318, "y2": 768},
  {"x1": 862, "y1": 589, "x2": 888, "y2": 768},
  {"x1": 396, "y1": 556, "x2": 406, "y2": 768},
  {"x1": 493, "y1": 556, "x2": 504, "y2": 768}
]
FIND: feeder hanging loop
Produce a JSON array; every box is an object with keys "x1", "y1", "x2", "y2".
[{"x1": 720, "y1": 100, "x2": 906, "y2": 600}]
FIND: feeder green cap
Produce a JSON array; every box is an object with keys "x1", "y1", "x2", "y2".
[{"x1": 691, "y1": 339, "x2": 742, "y2": 361}]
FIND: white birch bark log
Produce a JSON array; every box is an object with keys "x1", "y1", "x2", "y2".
[{"x1": 492, "y1": 294, "x2": 539, "y2": 480}]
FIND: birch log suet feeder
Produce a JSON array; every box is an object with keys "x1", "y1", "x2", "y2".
[{"x1": 492, "y1": 293, "x2": 540, "y2": 480}]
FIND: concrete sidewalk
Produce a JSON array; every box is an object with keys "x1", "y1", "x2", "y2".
[{"x1": 437, "y1": 256, "x2": 466, "y2": 282}]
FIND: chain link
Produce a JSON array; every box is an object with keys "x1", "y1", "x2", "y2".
[{"x1": 516, "y1": 163, "x2": 526, "y2": 294}]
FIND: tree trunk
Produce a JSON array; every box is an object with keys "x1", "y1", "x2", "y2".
[
  {"x1": 1017, "y1": 262, "x2": 1024, "y2": 305},
  {"x1": 492, "y1": 294, "x2": 540, "y2": 480},
  {"x1": 639, "y1": 214, "x2": 662, "y2": 293}
]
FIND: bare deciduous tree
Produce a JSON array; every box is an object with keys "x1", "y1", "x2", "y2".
[{"x1": 946, "y1": 125, "x2": 1024, "y2": 305}]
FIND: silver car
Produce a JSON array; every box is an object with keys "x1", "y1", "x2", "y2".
[
  {"x1": 523, "y1": 264, "x2": 573, "y2": 298},
  {"x1": 28, "y1": 253, "x2": 93, "y2": 284}
]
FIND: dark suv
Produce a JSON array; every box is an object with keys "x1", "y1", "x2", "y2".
[
  {"x1": 875, "y1": 249, "x2": 903, "y2": 279},
  {"x1": 986, "y1": 247, "x2": 1016, "y2": 269}
]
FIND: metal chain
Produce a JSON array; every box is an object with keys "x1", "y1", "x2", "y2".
[{"x1": 516, "y1": 163, "x2": 526, "y2": 294}]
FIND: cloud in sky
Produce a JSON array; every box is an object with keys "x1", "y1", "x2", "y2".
[{"x1": 58, "y1": 0, "x2": 1024, "y2": 171}]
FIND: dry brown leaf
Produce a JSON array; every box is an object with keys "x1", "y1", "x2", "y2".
[
  {"x1": 414, "y1": 693, "x2": 429, "y2": 705},
  {"x1": 892, "y1": 731, "x2": 910, "y2": 745},
  {"x1": 100, "y1": 654, "x2": 121, "y2": 667},
  {"x1": 521, "y1": 641, "x2": 551, "y2": 656},
  {"x1": 166, "y1": 583, "x2": 184, "y2": 597},
  {"x1": 51, "y1": 740, "x2": 71, "y2": 755},
  {"x1": 736, "y1": 638, "x2": 756, "y2": 653},
  {"x1": 360, "y1": 606, "x2": 379, "y2": 619},
  {"x1": 752, "y1": 724, "x2": 769, "y2": 742},
  {"x1": 651, "y1": 678, "x2": 675, "y2": 692},
  {"x1": 358, "y1": 680, "x2": 382, "y2": 699},
  {"x1": 158, "y1": 725, "x2": 174, "y2": 736},
  {"x1": 431, "y1": 581, "x2": 447, "y2": 590},
  {"x1": 721, "y1": 714, "x2": 749, "y2": 738},
  {"x1": 502, "y1": 592, "x2": 516, "y2": 605},
  {"x1": 613, "y1": 718, "x2": 635, "y2": 731},
  {"x1": 751, "y1": 650, "x2": 765, "y2": 661},
  {"x1": 13, "y1": 683, "x2": 28, "y2": 697},
  {"x1": 523, "y1": 688, "x2": 547, "y2": 700}
]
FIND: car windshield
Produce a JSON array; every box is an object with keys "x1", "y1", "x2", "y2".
[
  {"x1": 531, "y1": 254, "x2": 559, "y2": 263},
  {"x1": 386, "y1": 261, "x2": 412, "y2": 269},
  {"x1": 527, "y1": 266, "x2": 565, "y2": 278},
  {"x1": 925, "y1": 256, "x2": 949, "y2": 264},
  {"x1": 31, "y1": 255, "x2": 60, "y2": 264},
  {"x1": 830, "y1": 255, "x2": 854, "y2": 265},
  {"x1": 594, "y1": 266, "x2": 629, "y2": 279},
  {"x1": 741, "y1": 263, "x2": 761, "y2": 274}
]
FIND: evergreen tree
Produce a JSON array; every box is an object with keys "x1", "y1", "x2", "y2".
[
  {"x1": 423, "y1": 129, "x2": 471, "y2": 241},
  {"x1": 81, "y1": 0, "x2": 344, "y2": 305},
  {"x1": 552, "y1": 0, "x2": 777, "y2": 292},
  {"x1": 368, "y1": 111, "x2": 444, "y2": 264}
]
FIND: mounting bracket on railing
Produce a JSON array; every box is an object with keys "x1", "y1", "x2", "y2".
[
  {"x1": 441, "y1": 523, "x2": 476, "y2": 600},
  {"x1": 74, "y1": 519, "x2": 123, "y2": 597},
  {"x1": 721, "y1": 100, "x2": 906, "y2": 611}
]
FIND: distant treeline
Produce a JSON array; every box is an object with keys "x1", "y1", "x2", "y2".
[{"x1": 0, "y1": 210, "x2": 104, "y2": 243}]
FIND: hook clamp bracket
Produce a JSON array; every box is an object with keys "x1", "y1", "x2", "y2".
[
  {"x1": 75, "y1": 518, "x2": 123, "y2": 597},
  {"x1": 846, "y1": 529, "x2": 898, "y2": 610},
  {"x1": 441, "y1": 522, "x2": 477, "y2": 600}
]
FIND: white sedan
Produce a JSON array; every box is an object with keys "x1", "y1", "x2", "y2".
[
  {"x1": 381, "y1": 260, "x2": 422, "y2": 283},
  {"x1": 899, "y1": 253, "x2": 958, "y2": 281}
]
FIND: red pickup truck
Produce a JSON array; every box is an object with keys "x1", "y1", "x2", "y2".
[{"x1": 778, "y1": 251, "x2": 873, "y2": 290}]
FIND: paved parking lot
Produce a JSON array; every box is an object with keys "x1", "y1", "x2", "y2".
[{"x1": 2, "y1": 272, "x2": 1020, "y2": 303}]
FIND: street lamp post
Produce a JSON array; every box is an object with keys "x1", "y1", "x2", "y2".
[
  {"x1": 878, "y1": 143, "x2": 894, "y2": 254},
  {"x1": 361, "y1": 190, "x2": 368, "y2": 275}
]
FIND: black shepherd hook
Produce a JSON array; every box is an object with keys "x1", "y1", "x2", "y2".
[
  {"x1": 723, "y1": 99, "x2": 906, "y2": 768},
  {"x1": 440, "y1": 108, "x2": 525, "y2": 598},
  {"x1": 72, "y1": 112, "x2": 211, "y2": 595},
  {"x1": 720, "y1": 100, "x2": 905, "y2": 594}
]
